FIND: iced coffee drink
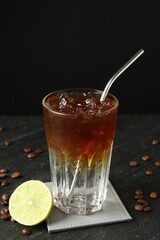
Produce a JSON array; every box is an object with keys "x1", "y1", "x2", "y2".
[{"x1": 42, "y1": 89, "x2": 118, "y2": 215}]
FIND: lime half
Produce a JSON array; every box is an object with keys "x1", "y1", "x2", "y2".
[{"x1": 9, "y1": 180, "x2": 53, "y2": 226}]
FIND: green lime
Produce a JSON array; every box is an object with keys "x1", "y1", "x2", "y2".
[{"x1": 9, "y1": 180, "x2": 53, "y2": 226}]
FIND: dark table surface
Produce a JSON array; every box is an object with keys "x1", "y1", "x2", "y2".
[{"x1": 1, "y1": 114, "x2": 160, "y2": 240}]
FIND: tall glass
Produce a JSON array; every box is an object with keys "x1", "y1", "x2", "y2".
[{"x1": 42, "y1": 89, "x2": 118, "y2": 215}]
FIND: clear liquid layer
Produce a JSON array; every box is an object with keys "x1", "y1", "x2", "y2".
[{"x1": 49, "y1": 144, "x2": 113, "y2": 215}]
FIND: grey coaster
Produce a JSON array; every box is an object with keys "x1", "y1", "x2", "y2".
[{"x1": 45, "y1": 181, "x2": 132, "y2": 233}]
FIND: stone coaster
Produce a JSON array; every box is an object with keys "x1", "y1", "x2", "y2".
[{"x1": 45, "y1": 181, "x2": 132, "y2": 233}]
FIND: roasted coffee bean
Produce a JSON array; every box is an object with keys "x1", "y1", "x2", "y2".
[
  {"x1": 0, "y1": 168, "x2": 8, "y2": 174},
  {"x1": 27, "y1": 152, "x2": 37, "y2": 159},
  {"x1": 10, "y1": 171, "x2": 21, "y2": 179},
  {"x1": 35, "y1": 148, "x2": 43, "y2": 154},
  {"x1": 1, "y1": 207, "x2": 8, "y2": 215},
  {"x1": 155, "y1": 161, "x2": 160, "y2": 166},
  {"x1": 134, "y1": 194, "x2": 144, "y2": 200},
  {"x1": 1, "y1": 213, "x2": 11, "y2": 220},
  {"x1": 34, "y1": 148, "x2": 44, "y2": 154},
  {"x1": 129, "y1": 161, "x2": 138, "y2": 167},
  {"x1": 137, "y1": 199, "x2": 147, "y2": 204},
  {"x1": 149, "y1": 192, "x2": 158, "y2": 199},
  {"x1": 22, "y1": 228, "x2": 31, "y2": 236},
  {"x1": 10, "y1": 217, "x2": 16, "y2": 222},
  {"x1": 1, "y1": 180, "x2": 9, "y2": 187},
  {"x1": 134, "y1": 204, "x2": 143, "y2": 211},
  {"x1": 136, "y1": 199, "x2": 149, "y2": 209},
  {"x1": 143, "y1": 206, "x2": 151, "y2": 212},
  {"x1": 135, "y1": 189, "x2": 143, "y2": 195},
  {"x1": 0, "y1": 199, "x2": 5, "y2": 205},
  {"x1": 152, "y1": 139, "x2": 159, "y2": 145},
  {"x1": 4, "y1": 140, "x2": 11, "y2": 146},
  {"x1": 23, "y1": 147, "x2": 32, "y2": 153},
  {"x1": 141, "y1": 155, "x2": 150, "y2": 161},
  {"x1": 142, "y1": 202, "x2": 149, "y2": 207},
  {"x1": 2, "y1": 193, "x2": 10, "y2": 202},
  {"x1": 0, "y1": 173, "x2": 8, "y2": 178},
  {"x1": 0, "y1": 126, "x2": 4, "y2": 132},
  {"x1": 145, "y1": 170, "x2": 154, "y2": 176}
]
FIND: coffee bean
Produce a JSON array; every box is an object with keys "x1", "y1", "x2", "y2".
[
  {"x1": 145, "y1": 170, "x2": 154, "y2": 175},
  {"x1": 34, "y1": 148, "x2": 44, "y2": 154},
  {"x1": 10, "y1": 171, "x2": 21, "y2": 179},
  {"x1": 155, "y1": 161, "x2": 160, "y2": 166},
  {"x1": 23, "y1": 147, "x2": 32, "y2": 153},
  {"x1": 137, "y1": 199, "x2": 147, "y2": 204},
  {"x1": 134, "y1": 204, "x2": 143, "y2": 211},
  {"x1": 1, "y1": 213, "x2": 11, "y2": 220},
  {"x1": 152, "y1": 139, "x2": 159, "y2": 145},
  {"x1": 134, "y1": 194, "x2": 144, "y2": 200},
  {"x1": 10, "y1": 217, "x2": 16, "y2": 222},
  {"x1": 4, "y1": 140, "x2": 11, "y2": 146},
  {"x1": 0, "y1": 199, "x2": 6, "y2": 205},
  {"x1": 2, "y1": 193, "x2": 10, "y2": 202},
  {"x1": 135, "y1": 189, "x2": 143, "y2": 195},
  {"x1": 1, "y1": 207, "x2": 8, "y2": 215},
  {"x1": 0, "y1": 168, "x2": 8, "y2": 173},
  {"x1": 0, "y1": 126, "x2": 4, "y2": 132},
  {"x1": 149, "y1": 192, "x2": 158, "y2": 199},
  {"x1": 141, "y1": 155, "x2": 150, "y2": 161},
  {"x1": 137, "y1": 199, "x2": 149, "y2": 207},
  {"x1": 1, "y1": 180, "x2": 9, "y2": 187},
  {"x1": 22, "y1": 228, "x2": 31, "y2": 236},
  {"x1": 0, "y1": 173, "x2": 8, "y2": 178},
  {"x1": 143, "y1": 206, "x2": 152, "y2": 212},
  {"x1": 129, "y1": 161, "x2": 138, "y2": 167},
  {"x1": 27, "y1": 152, "x2": 37, "y2": 159},
  {"x1": 142, "y1": 201, "x2": 149, "y2": 207}
]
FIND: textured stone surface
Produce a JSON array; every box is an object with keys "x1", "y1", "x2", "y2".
[{"x1": 0, "y1": 115, "x2": 160, "y2": 240}]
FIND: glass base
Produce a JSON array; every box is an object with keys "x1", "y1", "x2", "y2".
[{"x1": 54, "y1": 194, "x2": 103, "y2": 215}]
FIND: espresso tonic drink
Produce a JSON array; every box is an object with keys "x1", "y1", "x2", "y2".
[{"x1": 43, "y1": 89, "x2": 118, "y2": 215}]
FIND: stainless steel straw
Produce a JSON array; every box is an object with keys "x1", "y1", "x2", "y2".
[
  {"x1": 68, "y1": 48, "x2": 144, "y2": 199},
  {"x1": 100, "y1": 49, "x2": 144, "y2": 101}
]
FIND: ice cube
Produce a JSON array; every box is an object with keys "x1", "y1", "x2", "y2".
[
  {"x1": 59, "y1": 98, "x2": 67, "y2": 109},
  {"x1": 77, "y1": 103, "x2": 82, "y2": 107},
  {"x1": 85, "y1": 98, "x2": 91, "y2": 105},
  {"x1": 85, "y1": 98, "x2": 96, "y2": 109}
]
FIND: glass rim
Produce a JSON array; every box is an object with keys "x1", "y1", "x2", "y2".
[{"x1": 42, "y1": 88, "x2": 119, "y2": 116}]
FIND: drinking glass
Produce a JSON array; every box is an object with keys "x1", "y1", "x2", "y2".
[{"x1": 42, "y1": 88, "x2": 118, "y2": 215}]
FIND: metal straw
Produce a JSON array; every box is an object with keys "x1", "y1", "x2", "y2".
[
  {"x1": 100, "y1": 49, "x2": 144, "y2": 101},
  {"x1": 68, "y1": 49, "x2": 144, "y2": 200}
]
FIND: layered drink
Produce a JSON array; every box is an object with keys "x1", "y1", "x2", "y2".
[{"x1": 42, "y1": 89, "x2": 118, "y2": 215}]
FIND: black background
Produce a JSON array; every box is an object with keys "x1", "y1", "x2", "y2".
[{"x1": 1, "y1": 1, "x2": 159, "y2": 115}]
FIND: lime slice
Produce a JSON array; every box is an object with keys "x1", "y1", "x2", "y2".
[{"x1": 9, "y1": 180, "x2": 53, "y2": 226}]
